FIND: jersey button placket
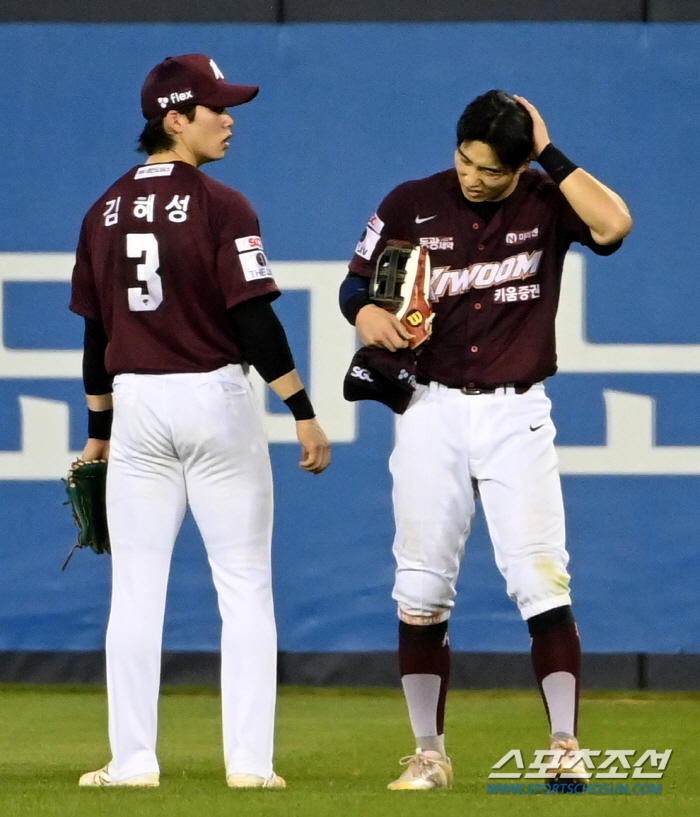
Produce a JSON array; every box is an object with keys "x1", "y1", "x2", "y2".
[
  {"x1": 468, "y1": 224, "x2": 483, "y2": 378},
  {"x1": 472, "y1": 221, "x2": 485, "y2": 250}
]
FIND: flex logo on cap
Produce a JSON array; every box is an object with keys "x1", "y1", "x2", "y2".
[{"x1": 158, "y1": 90, "x2": 195, "y2": 109}]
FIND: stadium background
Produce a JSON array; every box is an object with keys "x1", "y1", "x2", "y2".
[{"x1": 1, "y1": 1, "x2": 699, "y2": 689}]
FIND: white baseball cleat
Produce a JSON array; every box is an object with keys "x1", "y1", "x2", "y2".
[
  {"x1": 78, "y1": 764, "x2": 159, "y2": 787},
  {"x1": 387, "y1": 750, "x2": 453, "y2": 790},
  {"x1": 227, "y1": 772, "x2": 286, "y2": 788},
  {"x1": 548, "y1": 735, "x2": 591, "y2": 784}
]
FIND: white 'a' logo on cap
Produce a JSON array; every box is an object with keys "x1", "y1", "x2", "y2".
[{"x1": 209, "y1": 59, "x2": 224, "y2": 80}]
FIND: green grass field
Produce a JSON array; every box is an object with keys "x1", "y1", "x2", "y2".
[{"x1": 0, "y1": 685, "x2": 697, "y2": 817}]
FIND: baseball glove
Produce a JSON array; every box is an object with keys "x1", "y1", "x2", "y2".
[
  {"x1": 370, "y1": 241, "x2": 434, "y2": 348},
  {"x1": 62, "y1": 459, "x2": 110, "y2": 570}
]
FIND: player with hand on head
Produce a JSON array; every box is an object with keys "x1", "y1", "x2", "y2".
[
  {"x1": 339, "y1": 90, "x2": 631, "y2": 790},
  {"x1": 71, "y1": 53, "x2": 330, "y2": 789}
]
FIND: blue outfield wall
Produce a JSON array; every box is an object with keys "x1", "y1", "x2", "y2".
[{"x1": 1, "y1": 23, "x2": 699, "y2": 655}]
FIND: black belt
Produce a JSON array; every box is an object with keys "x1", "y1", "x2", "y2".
[
  {"x1": 416, "y1": 376, "x2": 532, "y2": 395},
  {"x1": 458, "y1": 384, "x2": 532, "y2": 395}
]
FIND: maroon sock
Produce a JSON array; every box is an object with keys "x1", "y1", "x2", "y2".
[
  {"x1": 528, "y1": 606, "x2": 581, "y2": 734},
  {"x1": 399, "y1": 620, "x2": 450, "y2": 735}
]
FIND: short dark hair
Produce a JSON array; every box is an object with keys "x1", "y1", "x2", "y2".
[
  {"x1": 137, "y1": 104, "x2": 198, "y2": 155},
  {"x1": 456, "y1": 90, "x2": 533, "y2": 170}
]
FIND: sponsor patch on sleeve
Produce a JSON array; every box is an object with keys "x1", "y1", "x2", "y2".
[
  {"x1": 235, "y1": 235, "x2": 264, "y2": 252},
  {"x1": 239, "y1": 249, "x2": 274, "y2": 282},
  {"x1": 134, "y1": 164, "x2": 174, "y2": 179},
  {"x1": 355, "y1": 213, "x2": 384, "y2": 260},
  {"x1": 368, "y1": 213, "x2": 385, "y2": 233}
]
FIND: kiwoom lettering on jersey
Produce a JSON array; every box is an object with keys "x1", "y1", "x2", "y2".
[
  {"x1": 506, "y1": 227, "x2": 539, "y2": 245},
  {"x1": 431, "y1": 250, "x2": 543, "y2": 301}
]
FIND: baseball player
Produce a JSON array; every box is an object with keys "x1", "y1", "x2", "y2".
[
  {"x1": 339, "y1": 90, "x2": 632, "y2": 790},
  {"x1": 70, "y1": 53, "x2": 331, "y2": 788}
]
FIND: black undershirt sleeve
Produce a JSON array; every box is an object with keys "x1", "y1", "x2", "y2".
[
  {"x1": 339, "y1": 272, "x2": 371, "y2": 325},
  {"x1": 83, "y1": 318, "x2": 113, "y2": 395},
  {"x1": 227, "y1": 296, "x2": 296, "y2": 383}
]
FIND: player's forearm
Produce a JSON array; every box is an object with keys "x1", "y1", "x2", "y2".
[
  {"x1": 85, "y1": 393, "x2": 113, "y2": 442},
  {"x1": 535, "y1": 142, "x2": 632, "y2": 245},
  {"x1": 83, "y1": 317, "x2": 114, "y2": 395},
  {"x1": 86, "y1": 393, "x2": 113, "y2": 411},
  {"x1": 265, "y1": 370, "x2": 314, "y2": 420},
  {"x1": 228, "y1": 298, "x2": 316, "y2": 420},
  {"x1": 559, "y1": 169, "x2": 633, "y2": 245},
  {"x1": 267, "y1": 369, "x2": 304, "y2": 401},
  {"x1": 516, "y1": 97, "x2": 632, "y2": 245},
  {"x1": 228, "y1": 296, "x2": 295, "y2": 382},
  {"x1": 82, "y1": 317, "x2": 113, "y2": 439}
]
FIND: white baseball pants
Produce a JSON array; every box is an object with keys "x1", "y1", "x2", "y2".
[
  {"x1": 390, "y1": 382, "x2": 572, "y2": 622},
  {"x1": 104, "y1": 364, "x2": 276, "y2": 781}
]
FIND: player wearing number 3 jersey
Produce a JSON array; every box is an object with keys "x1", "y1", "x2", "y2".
[
  {"x1": 340, "y1": 90, "x2": 632, "y2": 789},
  {"x1": 70, "y1": 53, "x2": 330, "y2": 789}
]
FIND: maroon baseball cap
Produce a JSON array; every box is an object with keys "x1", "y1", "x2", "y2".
[
  {"x1": 343, "y1": 346, "x2": 418, "y2": 415},
  {"x1": 141, "y1": 54, "x2": 259, "y2": 119}
]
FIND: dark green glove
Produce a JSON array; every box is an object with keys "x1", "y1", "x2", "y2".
[{"x1": 62, "y1": 459, "x2": 111, "y2": 570}]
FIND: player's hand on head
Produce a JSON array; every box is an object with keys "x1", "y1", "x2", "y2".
[
  {"x1": 355, "y1": 304, "x2": 413, "y2": 352},
  {"x1": 81, "y1": 438, "x2": 110, "y2": 462},
  {"x1": 295, "y1": 418, "x2": 331, "y2": 474},
  {"x1": 513, "y1": 95, "x2": 551, "y2": 159}
]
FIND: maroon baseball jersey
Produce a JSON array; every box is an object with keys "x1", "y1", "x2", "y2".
[
  {"x1": 71, "y1": 161, "x2": 280, "y2": 375},
  {"x1": 349, "y1": 168, "x2": 620, "y2": 388}
]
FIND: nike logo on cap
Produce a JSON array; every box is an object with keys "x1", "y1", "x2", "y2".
[
  {"x1": 529, "y1": 423, "x2": 545, "y2": 432},
  {"x1": 415, "y1": 215, "x2": 437, "y2": 223}
]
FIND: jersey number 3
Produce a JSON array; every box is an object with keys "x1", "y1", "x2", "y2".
[{"x1": 127, "y1": 233, "x2": 162, "y2": 312}]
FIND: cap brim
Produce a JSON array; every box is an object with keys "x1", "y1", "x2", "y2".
[{"x1": 205, "y1": 84, "x2": 259, "y2": 108}]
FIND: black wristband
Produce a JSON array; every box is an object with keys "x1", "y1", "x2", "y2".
[
  {"x1": 537, "y1": 143, "x2": 578, "y2": 185},
  {"x1": 283, "y1": 389, "x2": 315, "y2": 421},
  {"x1": 88, "y1": 408, "x2": 113, "y2": 440}
]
